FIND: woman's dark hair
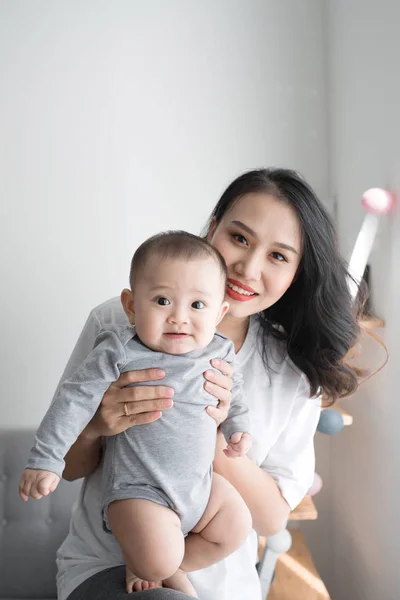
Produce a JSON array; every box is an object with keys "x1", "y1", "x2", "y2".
[{"x1": 206, "y1": 168, "x2": 361, "y2": 404}]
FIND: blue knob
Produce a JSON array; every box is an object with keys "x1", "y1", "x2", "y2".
[{"x1": 317, "y1": 409, "x2": 344, "y2": 434}]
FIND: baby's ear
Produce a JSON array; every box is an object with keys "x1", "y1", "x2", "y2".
[
  {"x1": 216, "y1": 301, "x2": 230, "y2": 325},
  {"x1": 121, "y1": 289, "x2": 135, "y2": 325}
]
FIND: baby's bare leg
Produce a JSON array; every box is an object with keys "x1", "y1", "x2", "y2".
[
  {"x1": 107, "y1": 498, "x2": 184, "y2": 583},
  {"x1": 180, "y1": 472, "x2": 252, "y2": 573}
]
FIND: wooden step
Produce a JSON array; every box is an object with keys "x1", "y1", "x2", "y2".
[
  {"x1": 267, "y1": 529, "x2": 330, "y2": 600},
  {"x1": 323, "y1": 405, "x2": 353, "y2": 426},
  {"x1": 289, "y1": 495, "x2": 318, "y2": 521}
]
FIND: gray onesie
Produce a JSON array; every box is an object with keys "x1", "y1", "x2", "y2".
[{"x1": 26, "y1": 324, "x2": 249, "y2": 534}]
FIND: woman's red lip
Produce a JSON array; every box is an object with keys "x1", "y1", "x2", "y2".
[
  {"x1": 227, "y1": 279, "x2": 258, "y2": 294},
  {"x1": 226, "y1": 286, "x2": 256, "y2": 302}
]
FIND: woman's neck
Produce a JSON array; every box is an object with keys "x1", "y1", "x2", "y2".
[{"x1": 217, "y1": 314, "x2": 250, "y2": 353}]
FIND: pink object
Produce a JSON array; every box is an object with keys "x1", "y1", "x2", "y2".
[
  {"x1": 361, "y1": 188, "x2": 395, "y2": 214},
  {"x1": 307, "y1": 472, "x2": 323, "y2": 497},
  {"x1": 348, "y1": 187, "x2": 396, "y2": 300}
]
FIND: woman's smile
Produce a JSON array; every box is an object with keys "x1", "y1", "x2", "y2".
[{"x1": 226, "y1": 278, "x2": 258, "y2": 302}]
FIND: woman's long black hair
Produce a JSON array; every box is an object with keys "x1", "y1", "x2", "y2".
[{"x1": 206, "y1": 168, "x2": 361, "y2": 404}]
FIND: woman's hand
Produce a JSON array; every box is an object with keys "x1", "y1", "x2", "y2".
[
  {"x1": 64, "y1": 368, "x2": 174, "y2": 481},
  {"x1": 84, "y1": 368, "x2": 174, "y2": 440},
  {"x1": 204, "y1": 359, "x2": 233, "y2": 427}
]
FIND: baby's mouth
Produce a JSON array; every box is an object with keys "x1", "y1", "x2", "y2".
[{"x1": 164, "y1": 332, "x2": 191, "y2": 337}]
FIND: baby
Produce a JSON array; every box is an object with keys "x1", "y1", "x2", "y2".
[{"x1": 19, "y1": 231, "x2": 252, "y2": 597}]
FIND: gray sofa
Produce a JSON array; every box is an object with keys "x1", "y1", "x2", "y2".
[
  {"x1": 0, "y1": 429, "x2": 81, "y2": 600},
  {"x1": 0, "y1": 430, "x2": 279, "y2": 600}
]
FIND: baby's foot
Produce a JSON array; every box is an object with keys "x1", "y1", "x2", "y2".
[
  {"x1": 163, "y1": 569, "x2": 198, "y2": 598},
  {"x1": 125, "y1": 567, "x2": 161, "y2": 593}
]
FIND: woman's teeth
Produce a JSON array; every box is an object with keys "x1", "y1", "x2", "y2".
[{"x1": 227, "y1": 282, "x2": 255, "y2": 296}]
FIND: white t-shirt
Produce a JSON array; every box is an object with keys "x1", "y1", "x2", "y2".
[{"x1": 56, "y1": 297, "x2": 321, "y2": 600}]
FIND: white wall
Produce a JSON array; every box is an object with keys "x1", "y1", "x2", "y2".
[
  {"x1": 325, "y1": 1, "x2": 400, "y2": 598},
  {"x1": 0, "y1": 0, "x2": 329, "y2": 428}
]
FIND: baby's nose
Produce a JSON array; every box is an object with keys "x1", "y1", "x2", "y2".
[{"x1": 168, "y1": 309, "x2": 189, "y2": 325}]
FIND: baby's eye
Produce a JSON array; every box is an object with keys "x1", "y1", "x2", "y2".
[
  {"x1": 156, "y1": 297, "x2": 170, "y2": 306},
  {"x1": 232, "y1": 233, "x2": 248, "y2": 246},
  {"x1": 270, "y1": 251, "x2": 287, "y2": 263},
  {"x1": 191, "y1": 300, "x2": 205, "y2": 310}
]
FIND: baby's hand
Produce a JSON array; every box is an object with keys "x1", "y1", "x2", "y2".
[
  {"x1": 223, "y1": 432, "x2": 252, "y2": 458},
  {"x1": 19, "y1": 468, "x2": 60, "y2": 501}
]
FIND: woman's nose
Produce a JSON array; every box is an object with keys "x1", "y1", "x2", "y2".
[{"x1": 234, "y1": 252, "x2": 262, "y2": 282}]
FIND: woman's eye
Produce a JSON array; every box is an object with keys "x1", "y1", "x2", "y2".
[
  {"x1": 191, "y1": 300, "x2": 205, "y2": 310},
  {"x1": 156, "y1": 297, "x2": 170, "y2": 306},
  {"x1": 232, "y1": 233, "x2": 248, "y2": 245},
  {"x1": 270, "y1": 251, "x2": 287, "y2": 263}
]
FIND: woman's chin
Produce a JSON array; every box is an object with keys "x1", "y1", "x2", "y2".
[{"x1": 226, "y1": 303, "x2": 256, "y2": 319}]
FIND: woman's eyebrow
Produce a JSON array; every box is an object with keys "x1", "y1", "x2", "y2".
[
  {"x1": 275, "y1": 242, "x2": 299, "y2": 255},
  {"x1": 231, "y1": 220, "x2": 298, "y2": 254},
  {"x1": 230, "y1": 220, "x2": 256, "y2": 236}
]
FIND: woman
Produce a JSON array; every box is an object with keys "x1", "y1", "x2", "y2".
[{"x1": 57, "y1": 168, "x2": 359, "y2": 600}]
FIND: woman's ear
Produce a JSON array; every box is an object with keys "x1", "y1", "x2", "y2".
[
  {"x1": 206, "y1": 217, "x2": 217, "y2": 243},
  {"x1": 216, "y1": 301, "x2": 230, "y2": 326},
  {"x1": 121, "y1": 289, "x2": 135, "y2": 325}
]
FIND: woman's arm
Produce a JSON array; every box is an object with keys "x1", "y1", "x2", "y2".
[
  {"x1": 213, "y1": 431, "x2": 290, "y2": 536},
  {"x1": 63, "y1": 428, "x2": 102, "y2": 481}
]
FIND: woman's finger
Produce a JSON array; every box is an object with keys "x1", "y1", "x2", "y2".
[
  {"x1": 112, "y1": 368, "x2": 166, "y2": 389},
  {"x1": 210, "y1": 358, "x2": 233, "y2": 377},
  {"x1": 119, "y1": 385, "x2": 174, "y2": 404},
  {"x1": 125, "y1": 410, "x2": 163, "y2": 427},
  {"x1": 123, "y1": 397, "x2": 173, "y2": 416},
  {"x1": 203, "y1": 380, "x2": 231, "y2": 405},
  {"x1": 204, "y1": 369, "x2": 233, "y2": 392},
  {"x1": 206, "y1": 403, "x2": 230, "y2": 426}
]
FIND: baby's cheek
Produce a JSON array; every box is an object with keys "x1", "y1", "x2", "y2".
[{"x1": 198, "y1": 328, "x2": 216, "y2": 348}]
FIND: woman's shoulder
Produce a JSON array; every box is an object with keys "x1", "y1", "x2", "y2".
[{"x1": 89, "y1": 296, "x2": 129, "y2": 329}]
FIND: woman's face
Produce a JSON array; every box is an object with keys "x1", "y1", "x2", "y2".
[{"x1": 208, "y1": 192, "x2": 302, "y2": 320}]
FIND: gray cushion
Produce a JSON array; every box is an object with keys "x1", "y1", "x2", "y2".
[{"x1": 0, "y1": 429, "x2": 81, "y2": 598}]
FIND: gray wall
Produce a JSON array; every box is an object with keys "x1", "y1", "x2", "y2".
[
  {"x1": 309, "y1": 2, "x2": 400, "y2": 599},
  {"x1": 0, "y1": 0, "x2": 329, "y2": 427}
]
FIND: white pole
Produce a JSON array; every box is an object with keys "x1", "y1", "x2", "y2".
[{"x1": 347, "y1": 213, "x2": 379, "y2": 301}]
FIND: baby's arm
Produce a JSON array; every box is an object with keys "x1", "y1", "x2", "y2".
[
  {"x1": 218, "y1": 344, "x2": 252, "y2": 459},
  {"x1": 20, "y1": 328, "x2": 128, "y2": 499}
]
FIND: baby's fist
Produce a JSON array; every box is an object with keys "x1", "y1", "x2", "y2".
[
  {"x1": 19, "y1": 468, "x2": 60, "y2": 501},
  {"x1": 224, "y1": 431, "x2": 252, "y2": 458}
]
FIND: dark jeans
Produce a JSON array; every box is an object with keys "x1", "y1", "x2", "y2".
[{"x1": 67, "y1": 566, "x2": 196, "y2": 600}]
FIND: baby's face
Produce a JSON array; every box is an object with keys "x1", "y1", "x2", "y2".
[{"x1": 132, "y1": 256, "x2": 228, "y2": 354}]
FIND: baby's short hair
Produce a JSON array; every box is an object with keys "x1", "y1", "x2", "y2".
[{"x1": 129, "y1": 230, "x2": 227, "y2": 290}]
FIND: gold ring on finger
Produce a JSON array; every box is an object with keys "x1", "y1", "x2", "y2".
[{"x1": 123, "y1": 402, "x2": 130, "y2": 417}]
